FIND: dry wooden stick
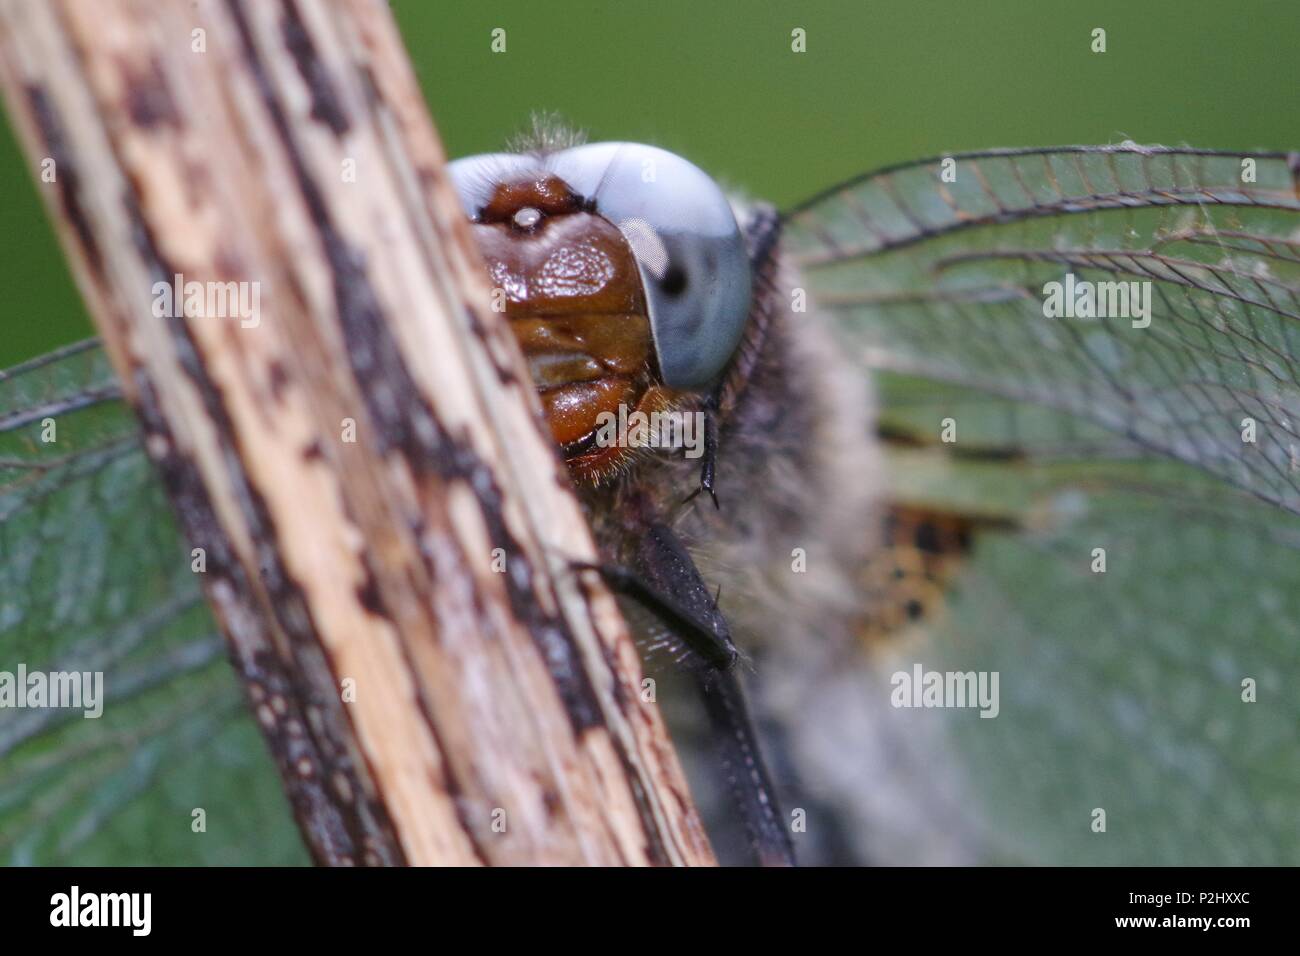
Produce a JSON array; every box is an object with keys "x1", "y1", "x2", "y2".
[{"x1": 0, "y1": 0, "x2": 714, "y2": 866}]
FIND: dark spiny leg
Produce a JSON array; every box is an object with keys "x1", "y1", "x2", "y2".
[
  {"x1": 578, "y1": 520, "x2": 795, "y2": 866},
  {"x1": 569, "y1": 558, "x2": 737, "y2": 672},
  {"x1": 683, "y1": 390, "x2": 720, "y2": 510},
  {"x1": 693, "y1": 666, "x2": 793, "y2": 867}
]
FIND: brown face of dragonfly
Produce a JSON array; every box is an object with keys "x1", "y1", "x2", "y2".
[{"x1": 469, "y1": 175, "x2": 675, "y2": 483}]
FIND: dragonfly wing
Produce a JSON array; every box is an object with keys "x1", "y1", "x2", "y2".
[
  {"x1": 788, "y1": 145, "x2": 1300, "y2": 512},
  {"x1": 784, "y1": 145, "x2": 1300, "y2": 863},
  {"x1": 0, "y1": 341, "x2": 304, "y2": 864}
]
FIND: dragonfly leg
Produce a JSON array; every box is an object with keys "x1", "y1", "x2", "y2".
[
  {"x1": 683, "y1": 391, "x2": 720, "y2": 510},
  {"x1": 574, "y1": 520, "x2": 795, "y2": 866},
  {"x1": 569, "y1": 553, "x2": 736, "y2": 673},
  {"x1": 693, "y1": 666, "x2": 795, "y2": 867}
]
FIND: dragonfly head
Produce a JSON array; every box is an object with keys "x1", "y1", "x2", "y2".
[{"x1": 449, "y1": 142, "x2": 751, "y2": 483}]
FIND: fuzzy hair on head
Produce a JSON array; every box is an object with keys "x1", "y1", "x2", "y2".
[{"x1": 506, "y1": 112, "x2": 588, "y2": 156}]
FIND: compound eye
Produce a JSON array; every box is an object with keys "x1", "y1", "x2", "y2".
[
  {"x1": 446, "y1": 153, "x2": 525, "y2": 220},
  {"x1": 548, "y1": 143, "x2": 752, "y2": 390}
]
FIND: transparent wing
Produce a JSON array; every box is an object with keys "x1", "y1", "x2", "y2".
[
  {"x1": 788, "y1": 145, "x2": 1300, "y2": 512},
  {"x1": 785, "y1": 145, "x2": 1300, "y2": 863},
  {"x1": 0, "y1": 341, "x2": 304, "y2": 864}
]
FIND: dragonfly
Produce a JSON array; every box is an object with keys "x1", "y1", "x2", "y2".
[{"x1": 3, "y1": 140, "x2": 1299, "y2": 865}]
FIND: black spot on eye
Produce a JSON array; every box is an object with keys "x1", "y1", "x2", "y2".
[{"x1": 661, "y1": 265, "x2": 687, "y2": 297}]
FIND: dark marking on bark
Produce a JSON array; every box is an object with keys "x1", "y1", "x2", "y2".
[
  {"x1": 267, "y1": 358, "x2": 290, "y2": 402},
  {"x1": 623, "y1": 772, "x2": 670, "y2": 866},
  {"x1": 532, "y1": 774, "x2": 561, "y2": 820},
  {"x1": 358, "y1": 63, "x2": 381, "y2": 111},
  {"x1": 280, "y1": 0, "x2": 351, "y2": 136},
  {"x1": 123, "y1": 181, "x2": 404, "y2": 866},
  {"x1": 465, "y1": 304, "x2": 520, "y2": 386},
  {"x1": 133, "y1": 376, "x2": 363, "y2": 866},
  {"x1": 124, "y1": 58, "x2": 180, "y2": 128},
  {"x1": 228, "y1": 0, "x2": 493, "y2": 865},
  {"x1": 214, "y1": 246, "x2": 243, "y2": 281},
  {"x1": 233, "y1": 0, "x2": 606, "y2": 733},
  {"x1": 577, "y1": 570, "x2": 630, "y2": 716},
  {"x1": 24, "y1": 85, "x2": 103, "y2": 276},
  {"x1": 356, "y1": 562, "x2": 388, "y2": 618},
  {"x1": 600, "y1": 636, "x2": 631, "y2": 712}
]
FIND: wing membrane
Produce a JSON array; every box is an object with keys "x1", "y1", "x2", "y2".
[
  {"x1": 858, "y1": 443, "x2": 1300, "y2": 863},
  {"x1": 786, "y1": 145, "x2": 1300, "y2": 863},
  {"x1": 786, "y1": 145, "x2": 1300, "y2": 513},
  {"x1": 0, "y1": 341, "x2": 303, "y2": 864}
]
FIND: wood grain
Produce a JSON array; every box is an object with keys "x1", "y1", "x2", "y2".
[{"x1": 0, "y1": 0, "x2": 714, "y2": 866}]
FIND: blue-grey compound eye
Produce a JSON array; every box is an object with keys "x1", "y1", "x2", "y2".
[
  {"x1": 447, "y1": 143, "x2": 752, "y2": 392},
  {"x1": 549, "y1": 143, "x2": 752, "y2": 391},
  {"x1": 446, "y1": 152, "x2": 534, "y2": 219}
]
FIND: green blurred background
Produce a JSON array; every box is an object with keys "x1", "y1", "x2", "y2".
[{"x1": 1, "y1": 0, "x2": 1297, "y2": 366}]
